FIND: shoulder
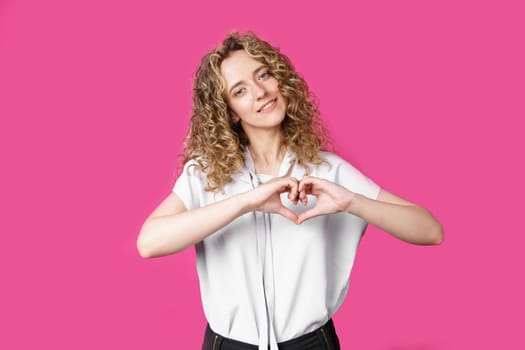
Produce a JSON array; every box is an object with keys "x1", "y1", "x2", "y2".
[
  {"x1": 176, "y1": 158, "x2": 208, "y2": 184},
  {"x1": 317, "y1": 151, "x2": 381, "y2": 199},
  {"x1": 176, "y1": 157, "x2": 247, "y2": 193},
  {"x1": 318, "y1": 151, "x2": 346, "y2": 166},
  {"x1": 180, "y1": 158, "x2": 199, "y2": 173},
  {"x1": 317, "y1": 151, "x2": 367, "y2": 176},
  {"x1": 315, "y1": 151, "x2": 353, "y2": 174}
]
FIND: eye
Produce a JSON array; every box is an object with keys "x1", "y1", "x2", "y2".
[
  {"x1": 234, "y1": 87, "x2": 246, "y2": 97},
  {"x1": 258, "y1": 70, "x2": 270, "y2": 80}
]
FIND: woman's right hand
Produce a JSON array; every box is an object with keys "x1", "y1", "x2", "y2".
[
  {"x1": 138, "y1": 176, "x2": 301, "y2": 258},
  {"x1": 242, "y1": 176, "x2": 301, "y2": 223}
]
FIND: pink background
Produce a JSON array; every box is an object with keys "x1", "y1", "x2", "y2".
[{"x1": 1, "y1": 0, "x2": 524, "y2": 349}]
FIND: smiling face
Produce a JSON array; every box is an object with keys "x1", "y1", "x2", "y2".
[
  {"x1": 220, "y1": 50, "x2": 288, "y2": 138},
  {"x1": 185, "y1": 32, "x2": 328, "y2": 192}
]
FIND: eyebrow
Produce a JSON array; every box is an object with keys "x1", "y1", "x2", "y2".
[{"x1": 228, "y1": 65, "x2": 267, "y2": 95}]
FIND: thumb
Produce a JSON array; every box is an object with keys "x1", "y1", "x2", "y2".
[
  {"x1": 277, "y1": 205, "x2": 299, "y2": 224},
  {"x1": 297, "y1": 207, "x2": 322, "y2": 224}
]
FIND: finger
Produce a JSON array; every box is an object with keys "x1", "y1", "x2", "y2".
[
  {"x1": 277, "y1": 206, "x2": 299, "y2": 224},
  {"x1": 278, "y1": 177, "x2": 297, "y2": 191},
  {"x1": 288, "y1": 190, "x2": 299, "y2": 205},
  {"x1": 287, "y1": 177, "x2": 299, "y2": 204},
  {"x1": 298, "y1": 177, "x2": 316, "y2": 193},
  {"x1": 299, "y1": 175, "x2": 321, "y2": 187},
  {"x1": 300, "y1": 177, "x2": 326, "y2": 196},
  {"x1": 298, "y1": 176, "x2": 308, "y2": 192},
  {"x1": 297, "y1": 208, "x2": 322, "y2": 224},
  {"x1": 299, "y1": 181, "x2": 313, "y2": 205},
  {"x1": 299, "y1": 188, "x2": 308, "y2": 205}
]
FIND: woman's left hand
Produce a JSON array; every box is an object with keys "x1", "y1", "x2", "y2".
[
  {"x1": 297, "y1": 176, "x2": 355, "y2": 224},
  {"x1": 296, "y1": 176, "x2": 444, "y2": 245}
]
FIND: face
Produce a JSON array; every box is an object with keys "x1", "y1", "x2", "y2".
[{"x1": 220, "y1": 50, "x2": 287, "y2": 136}]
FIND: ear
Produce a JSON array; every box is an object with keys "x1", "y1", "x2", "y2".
[{"x1": 231, "y1": 113, "x2": 240, "y2": 123}]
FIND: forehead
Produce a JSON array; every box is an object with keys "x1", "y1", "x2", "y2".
[{"x1": 220, "y1": 50, "x2": 265, "y2": 89}]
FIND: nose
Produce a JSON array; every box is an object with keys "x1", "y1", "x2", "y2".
[{"x1": 254, "y1": 81, "x2": 267, "y2": 100}]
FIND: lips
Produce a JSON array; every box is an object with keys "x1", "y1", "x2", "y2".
[{"x1": 257, "y1": 98, "x2": 277, "y2": 113}]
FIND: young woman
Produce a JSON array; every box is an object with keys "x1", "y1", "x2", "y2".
[{"x1": 137, "y1": 32, "x2": 443, "y2": 350}]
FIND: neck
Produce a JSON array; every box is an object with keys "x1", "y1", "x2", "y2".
[{"x1": 247, "y1": 129, "x2": 286, "y2": 175}]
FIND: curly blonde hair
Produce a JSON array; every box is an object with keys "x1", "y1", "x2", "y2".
[{"x1": 183, "y1": 32, "x2": 330, "y2": 192}]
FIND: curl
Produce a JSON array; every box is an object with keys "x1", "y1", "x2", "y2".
[{"x1": 183, "y1": 31, "x2": 330, "y2": 192}]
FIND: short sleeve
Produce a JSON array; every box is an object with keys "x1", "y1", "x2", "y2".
[
  {"x1": 333, "y1": 156, "x2": 381, "y2": 200},
  {"x1": 172, "y1": 160, "x2": 203, "y2": 210}
]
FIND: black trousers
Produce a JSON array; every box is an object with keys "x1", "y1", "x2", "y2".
[{"x1": 202, "y1": 319, "x2": 341, "y2": 350}]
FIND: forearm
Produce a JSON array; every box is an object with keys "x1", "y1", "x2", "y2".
[
  {"x1": 137, "y1": 193, "x2": 250, "y2": 258},
  {"x1": 348, "y1": 194, "x2": 443, "y2": 245}
]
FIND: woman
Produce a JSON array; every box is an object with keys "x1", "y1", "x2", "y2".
[{"x1": 137, "y1": 32, "x2": 443, "y2": 350}]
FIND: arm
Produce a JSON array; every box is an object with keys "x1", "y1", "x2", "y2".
[
  {"x1": 297, "y1": 176, "x2": 443, "y2": 245},
  {"x1": 137, "y1": 176, "x2": 300, "y2": 258},
  {"x1": 350, "y1": 189, "x2": 443, "y2": 245}
]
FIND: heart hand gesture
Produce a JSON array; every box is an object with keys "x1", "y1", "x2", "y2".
[
  {"x1": 245, "y1": 176, "x2": 355, "y2": 224},
  {"x1": 246, "y1": 176, "x2": 301, "y2": 223},
  {"x1": 297, "y1": 176, "x2": 355, "y2": 224}
]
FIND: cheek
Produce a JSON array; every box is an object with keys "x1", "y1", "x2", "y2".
[
  {"x1": 268, "y1": 79, "x2": 281, "y2": 93},
  {"x1": 232, "y1": 97, "x2": 254, "y2": 115},
  {"x1": 281, "y1": 97, "x2": 288, "y2": 111}
]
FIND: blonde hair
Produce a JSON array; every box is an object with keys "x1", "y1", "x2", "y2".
[{"x1": 183, "y1": 32, "x2": 330, "y2": 192}]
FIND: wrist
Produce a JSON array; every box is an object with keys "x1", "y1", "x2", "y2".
[
  {"x1": 236, "y1": 191, "x2": 255, "y2": 214},
  {"x1": 345, "y1": 192, "x2": 361, "y2": 215}
]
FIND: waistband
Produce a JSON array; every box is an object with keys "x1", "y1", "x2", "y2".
[{"x1": 203, "y1": 319, "x2": 339, "y2": 350}]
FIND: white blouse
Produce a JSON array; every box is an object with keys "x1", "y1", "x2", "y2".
[{"x1": 173, "y1": 149, "x2": 381, "y2": 350}]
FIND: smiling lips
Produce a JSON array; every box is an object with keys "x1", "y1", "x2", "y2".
[{"x1": 257, "y1": 98, "x2": 278, "y2": 113}]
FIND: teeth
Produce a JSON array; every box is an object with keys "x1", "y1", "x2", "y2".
[{"x1": 260, "y1": 99, "x2": 275, "y2": 112}]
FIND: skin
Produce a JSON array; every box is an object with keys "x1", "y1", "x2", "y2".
[
  {"x1": 222, "y1": 50, "x2": 288, "y2": 175},
  {"x1": 137, "y1": 50, "x2": 443, "y2": 259}
]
